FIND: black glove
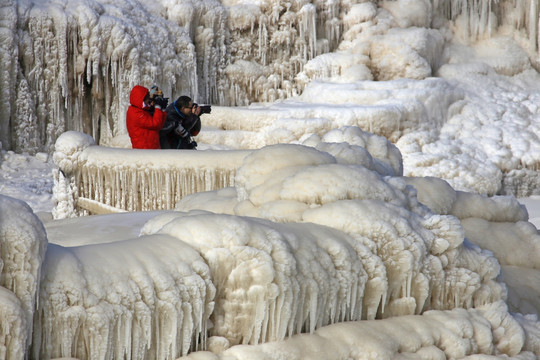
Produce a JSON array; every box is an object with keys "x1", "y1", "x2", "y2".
[
  {"x1": 154, "y1": 97, "x2": 169, "y2": 109},
  {"x1": 188, "y1": 140, "x2": 197, "y2": 149}
]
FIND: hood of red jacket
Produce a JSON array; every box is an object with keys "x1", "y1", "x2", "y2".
[{"x1": 130, "y1": 85, "x2": 149, "y2": 109}]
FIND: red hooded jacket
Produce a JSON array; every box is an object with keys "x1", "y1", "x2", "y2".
[{"x1": 126, "y1": 85, "x2": 167, "y2": 149}]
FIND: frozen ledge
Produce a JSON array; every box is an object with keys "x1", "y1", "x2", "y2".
[{"x1": 52, "y1": 131, "x2": 252, "y2": 218}]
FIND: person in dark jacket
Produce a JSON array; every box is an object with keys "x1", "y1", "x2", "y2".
[
  {"x1": 126, "y1": 85, "x2": 168, "y2": 149},
  {"x1": 160, "y1": 96, "x2": 201, "y2": 150}
]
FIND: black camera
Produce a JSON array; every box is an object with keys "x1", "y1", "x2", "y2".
[{"x1": 194, "y1": 103, "x2": 211, "y2": 114}]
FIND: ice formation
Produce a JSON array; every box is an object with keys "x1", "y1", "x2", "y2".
[
  {"x1": 196, "y1": 70, "x2": 540, "y2": 196},
  {"x1": 2, "y1": 0, "x2": 539, "y2": 199},
  {"x1": 169, "y1": 143, "x2": 508, "y2": 342},
  {"x1": 51, "y1": 127, "x2": 404, "y2": 218},
  {"x1": 52, "y1": 131, "x2": 251, "y2": 218},
  {"x1": 3, "y1": 127, "x2": 540, "y2": 358},
  {"x1": 0, "y1": 196, "x2": 47, "y2": 356},
  {"x1": 1, "y1": 0, "x2": 540, "y2": 357},
  {"x1": 180, "y1": 301, "x2": 540, "y2": 359},
  {"x1": 35, "y1": 235, "x2": 215, "y2": 359},
  {"x1": 0, "y1": 195, "x2": 216, "y2": 359},
  {"x1": 402, "y1": 175, "x2": 540, "y2": 318}
]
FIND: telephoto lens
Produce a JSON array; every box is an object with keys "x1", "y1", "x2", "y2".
[{"x1": 199, "y1": 105, "x2": 211, "y2": 114}]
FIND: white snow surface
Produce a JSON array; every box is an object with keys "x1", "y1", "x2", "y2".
[{"x1": 1, "y1": 0, "x2": 540, "y2": 359}]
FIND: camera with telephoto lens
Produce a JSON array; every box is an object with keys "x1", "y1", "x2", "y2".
[{"x1": 193, "y1": 103, "x2": 212, "y2": 114}]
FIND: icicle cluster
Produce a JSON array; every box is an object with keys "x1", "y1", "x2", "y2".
[
  {"x1": 2, "y1": 0, "x2": 540, "y2": 157},
  {"x1": 223, "y1": 0, "x2": 347, "y2": 105},
  {"x1": 142, "y1": 212, "x2": 370, "y2": 345},
  {"x1": 433, "y1": 0, "x2": 540, "y2": 49},
  {"x1": 0, "y1": 192, "x2": 218, "y2": 360},
  {"x1": 185, "y1": 301, "x2": 539, "y2": 359},
  {"x1": 145, "y1": 143, "x2": 506, "y2": 346},
  {"x1": 1, "y1": 0, "x2": 225, "y2": 153},
  {"x1": 52, "y1": 131, "x2": 251, "y2": 218},
  {"x1": 0, "y1": 195, "x2": 48, "y2": 358},
  {"x1": 33, "y1": 237, "x2": 216, "y2": 360}
]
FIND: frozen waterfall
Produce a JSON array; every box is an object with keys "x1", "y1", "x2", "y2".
[{"x1": 1, "y1": 0, "x2": 540, "y2": 154}]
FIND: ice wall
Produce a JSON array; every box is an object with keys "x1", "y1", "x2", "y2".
[
  {"x1": 52, "y1": 131, "x2": 251, "y2": 218},
  {"x1": 0, "y1": 0, "x2": 221, "y2": 153},
  {"x1": 1, "y1": 0, "x2": 346, "y2": 153},
  {"x1": 4, "y1": 0, "x2": 539, "y2": 155},
  {"x1": 0, "y1": 195, "x2": 47, "y2": 358},
  {"x1": 222, "y1": 0, "x2": 348, "y2": 105}
]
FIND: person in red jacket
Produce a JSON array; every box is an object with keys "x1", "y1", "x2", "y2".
[{"x1": 126, "y1": 85, "x2": 169, "y2": 149}]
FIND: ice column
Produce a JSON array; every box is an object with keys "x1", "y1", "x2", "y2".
[
  {"x1": 0, "y1": 288, "x2": 27, "y2": 360},
  {"x1": 0, "y1": 0, "x2": 17, "y2": 151}
]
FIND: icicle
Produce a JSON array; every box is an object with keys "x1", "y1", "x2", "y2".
[{"x1": 530, "y1": 0, "x2": 539, "y2": 50}]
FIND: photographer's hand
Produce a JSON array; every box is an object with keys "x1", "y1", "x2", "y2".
[
  {"x1": 192, "y1": 104, "x2": 202, "y2": 116},
  {"x1": 154, "y1": 97, "x2": 169, "y2": 109}
]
